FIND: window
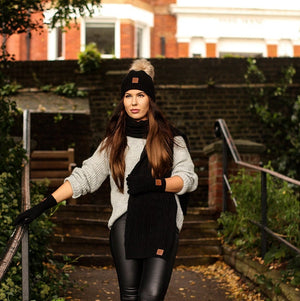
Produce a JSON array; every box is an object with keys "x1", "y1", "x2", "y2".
[
  {"x1": 86, "y1": 22, "x2": 115, "y2": 56},
  {"x1": 136, "y1": 27, "x2": 143, "y2": 58},
  {"x1": 219, "y1": 52, "x2": 262, "y2": 58},
  {"x1": 47, "y1": 27, "x2": 64, "y2": 60},
  {"x1": 135, "y1": 25, "x2": 150, "y2": 58},
  {"x1": 160, "y1": 37, "x2": 166, "y2": 57},
  {"x1": 56, "y1": 27, "x2": 63, "y2": 58}
]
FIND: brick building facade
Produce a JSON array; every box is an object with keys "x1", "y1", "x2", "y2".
[{"x1": 2, "y1": 1, "x2": 300, "y2": 60}]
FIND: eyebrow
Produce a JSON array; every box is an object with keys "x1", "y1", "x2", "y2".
[{"x1": 125, "y1": 91, "x2": 145, "y2": 96}]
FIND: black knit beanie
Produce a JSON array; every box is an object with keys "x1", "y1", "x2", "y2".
[{"x1": 121, "y1": 70, "x2": 156, "y2": 101}]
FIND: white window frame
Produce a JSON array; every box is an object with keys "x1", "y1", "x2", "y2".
[
  {"x1": 47, "y1": 27, "x2": 65, "y2": 60},
  {"x1": 81, "y1": 18, "x2": 120, "y2": 58},
  {"x1": 135, "y1": 22, "x2": 151, "y2": 58}
]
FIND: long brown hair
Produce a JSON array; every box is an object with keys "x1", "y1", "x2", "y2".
[{"x1": 100, "y1": 99, "x2": 174, "y2": 192}]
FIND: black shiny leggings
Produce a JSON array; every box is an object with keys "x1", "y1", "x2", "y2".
[{"x1": 109, "y1": 214, "x2": 179, "y2": 301}]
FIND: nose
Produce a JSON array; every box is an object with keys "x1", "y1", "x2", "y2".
[{"x1": 132, "y1": 96, "x2": 137, "y2": 106}]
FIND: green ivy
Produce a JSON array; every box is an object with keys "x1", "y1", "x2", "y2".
[
  {"x1": 0, "y1": 94, "x2": 71, "y2": 300},
  {"x1": 281, "y1": 255, "x2": 300, "y2": 286},
  {"x1": 218, "y1": 167, "x2": 300, "y2": 262},
  {"x1": 0, "y1": 82, "x2": 22, "y2": 96},
  {"x1": 54, "y1": 82, "x2": 87, "y2": 98},
  {"x1": 244, "y1": 58, "x2": 300, "y2": 179}
]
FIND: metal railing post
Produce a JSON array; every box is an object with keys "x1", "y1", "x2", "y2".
[
  {"x1": 261, "y1": 170, "x2": 267, "y2": 258},
  {"x1": 22, "y1": 110, "x2": 31, "y2": 301},
  {"x1": 222, "y1": 135, "x2": 228, "y2": 212}
]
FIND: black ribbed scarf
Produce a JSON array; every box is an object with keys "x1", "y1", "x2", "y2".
[
  {"x1": 124, "y1": 117, "x2": 190, "y2": 259},
  {"x1": 125, "y1": 115, "x2": 149, "y2": 138},
  {"x1": 125, "y1": 149, "x2": 178, "y2": 260}
]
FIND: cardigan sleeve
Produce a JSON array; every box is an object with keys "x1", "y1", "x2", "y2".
[
  {"x1": 171, "y1": 136, "x2": 198, "y2": 195},
  {"x1": 64, "y1": 142, "x2": 110, "y2": 198}
]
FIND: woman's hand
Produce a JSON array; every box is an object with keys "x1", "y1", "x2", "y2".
[
  {"x1": 126, "y1": 174, "x2": 184, "y2": 195},
  {"x1": 14, "y1": 195, "x2": 57, "y2": 225},
  {"x1": 126, "y1": 174, "x2": 166, "y2": 195}
]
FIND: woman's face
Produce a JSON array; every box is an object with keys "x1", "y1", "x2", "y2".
[{"x1": 123, "y1": 89, "x2": 150, "y2": 121}]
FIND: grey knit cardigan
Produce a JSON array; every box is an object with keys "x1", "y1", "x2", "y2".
[{"x1": 65, "y1": 136, "x2": 198, "y2": 231}]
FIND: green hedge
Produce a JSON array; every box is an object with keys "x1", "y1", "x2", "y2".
[{"x1": 0, "y1": 95, "x2": 71, "y2": 300}]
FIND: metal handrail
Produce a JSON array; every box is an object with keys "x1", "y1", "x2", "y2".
[
  {"x1": 0, "y1": 110, "x2": 31, "y2": 300},
  {"x1": 215, "y1": 119, "x2": 300, "y2": 186},
  {"x1": 215, "y1": 118, "x2": 300, "y2": 257},
  {"x1": 0, "y1": 226, "x2": 27, "y2": 281}
]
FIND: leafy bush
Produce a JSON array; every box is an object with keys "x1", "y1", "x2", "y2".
[
  {"x1": 245, "y1": 58, "x2": 300, "y2": 180},
  {"x1": 0, "y1": 82, "x2": 22, "y2": 96},
  {"x1": 54, "y1": 82, "x2": 87, "y2": 97},
  {"x1": 0, "y1": 94, "x2": 71, "y2": 300},
  {"x1": 78, "y1": 42, "x2": 101, "y2": 73},
  {"x1": 218, "y1": 168, "x2": 300, "y2": 263}
]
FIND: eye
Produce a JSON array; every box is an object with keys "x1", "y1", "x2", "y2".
[
  {"x1": 137, "y1": 93, "x2": 145, "y2": 98},
  {"x1": 125, "y1": 94, "x2": 131, "y2": 98}
]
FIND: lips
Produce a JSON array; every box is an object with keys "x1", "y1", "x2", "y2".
[{"x1": 130, "y1": 109, "x2": 140, "y2": 114}]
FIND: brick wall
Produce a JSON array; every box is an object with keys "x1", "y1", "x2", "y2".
[
  {"x1": 267, "y1": 44, "x2": 278, "y2": 57},
  {"x1": 294, "y1": 45, "x2": 300, "y2": 57},
  {"x1": 4, "y1": 34, "x2": 23, "y2": 60},
  {"x1": 2, "y1": 11, "x2": 47, "y2": 61},
  {"x1": 65, "y1": 23, "x2": 81, "y2": 60},
  {"x1": 204, "y1": 140, "x2": 265, "y2": 211},
  {"x1": 152, "y1": 14, "x2": 177, "y2": 57},
  {"x1": 28, "y1": 12, "x2": 48, "y2": 60},
  {"x1": 206, "y1": 43, "x2": 217, "y2": 58},
  {"x1": 6, "y1": 57, "x2": 300, "y2": 155},
  {"x1": 178, "y1": 42, "x2": 189, "y2": 57},
  {"x1": 120, "y1": 21, "x2": 135, "y2": 58}
]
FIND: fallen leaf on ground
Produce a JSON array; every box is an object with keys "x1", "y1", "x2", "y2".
[{"x1": 175, "y1": 261, "x2": 266, "y2": 300}]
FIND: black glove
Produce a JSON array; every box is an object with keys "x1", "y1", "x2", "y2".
[
  {"x1": 14, "y1": 195, "x2": 57, "y2": 225},
  {"x1": 126, "y1": 174, "x2": 166, "y2": 195}
]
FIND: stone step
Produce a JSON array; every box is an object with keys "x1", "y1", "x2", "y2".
[
  {"x1": 53, "y1": 253, "x2": 114, "y2": 266},
  {"x1": 52, "y1": 217, "x2": 109, "y2": 237},
  {"x1": 53, "y1": 253, "x2": 222, "y2": 267},
  {"x1": 51, "y1": 235, "x2": 222, "y2": 257},
  {"x1": 180, "y1": 220, "x2": 219, "y2": 238},
  {"x1": 51, "y1": 205, "x2": 222, "y2": 266},
  {"x1": 52, "y1": 217, "x2": 219, "y2": 239},
  {"x1": 178, "y1": 238, "x2": 222, "y2": 256},
  {"x1": 53, "y1": 204, "x2": 217, "y2": 221},
  {"x1": 175, "y1": 255, "x2": 222, "y2": 266},
  {"x1": 53, "y1": 204, "x2": 112, "y2": 220},
  {"x1": 186, "y1": 207, "x2": 220, "y2": 220},
  {"x1": 51, "y1": 235, "x2": 110, "y2": 255}
]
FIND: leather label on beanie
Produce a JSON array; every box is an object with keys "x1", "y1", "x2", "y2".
[
  {"x1": 132, "y1": 77, "x2": 139, "y2": 83},
  {"x1": 156, "y1": 249, "x2": 164, "y2": 256}
]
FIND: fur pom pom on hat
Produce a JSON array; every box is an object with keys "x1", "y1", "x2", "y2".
[{"x1": 121, "y1": 59, "x2": 156, "y2": 101}]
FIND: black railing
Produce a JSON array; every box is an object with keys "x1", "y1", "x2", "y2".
[
  {"x1": 215, "y1": 118, "x2": 300, "y2": 258},
  {"x1": 0, "y1": 110, "x2": 31, "y2": 300}
]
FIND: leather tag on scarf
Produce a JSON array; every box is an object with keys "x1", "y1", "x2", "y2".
[
  {"x1": 155, "y1": 179, "x2": 162, "y2": 186},
  {"x1": 156, "y1": 249, "x2": 164, "y2": 256}
]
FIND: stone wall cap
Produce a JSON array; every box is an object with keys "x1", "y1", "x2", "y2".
[
  {"x1": 203, "y1": 139, "x2": 265, "y2": 156},
  {"x1": 12, "y1": 91, "x2": 90, "y2": 114}
]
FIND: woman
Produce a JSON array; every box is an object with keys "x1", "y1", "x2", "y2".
[{"x1": 15, "y1": 59, "x2": 198, "y2": 300}]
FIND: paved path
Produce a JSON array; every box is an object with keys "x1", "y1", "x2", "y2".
[{"x1": 65, "y1": 262, "x2": 266, "y2": 301}]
